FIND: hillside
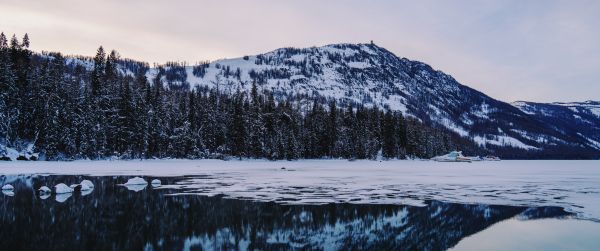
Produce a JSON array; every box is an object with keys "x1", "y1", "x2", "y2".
[{"x1": 145, "y1": 43, "x2": 599, "y2": 156}]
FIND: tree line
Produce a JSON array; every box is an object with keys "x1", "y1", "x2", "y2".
[{"x1": 0, "y1": 33, "x2": 477, "y2": 160}]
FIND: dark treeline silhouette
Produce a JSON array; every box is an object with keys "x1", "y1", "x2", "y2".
[{"x1": 0, "y1": 34, "x2": 481, "y2": 160}]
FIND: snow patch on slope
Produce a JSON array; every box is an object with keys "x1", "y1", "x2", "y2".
[{"x1": 474, "y1": 135, "x2": 538, "y2": 150}]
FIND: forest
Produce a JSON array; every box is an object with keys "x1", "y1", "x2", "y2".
[{"x1": 0, "y1": 33, "x2": 486, "y2": 160}]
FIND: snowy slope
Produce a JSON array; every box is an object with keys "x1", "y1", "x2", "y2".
[
  {"x1": 513, "y1": 101, "x2": 600, "y2": 150},
  {"x1": 145, "y1": 43, "x2": 596, "y2": 152}
]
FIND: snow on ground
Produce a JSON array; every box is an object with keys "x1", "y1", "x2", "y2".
[{"x1": 0, "y1": 159, "x2": 599, "y2": 221}]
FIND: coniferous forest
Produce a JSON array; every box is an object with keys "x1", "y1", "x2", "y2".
[{"x1": 0, "y1": 33, "x2": 485, "y2": 160}]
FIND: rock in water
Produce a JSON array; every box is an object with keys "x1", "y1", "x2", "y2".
[
  {"x1": 80, "y1": 183, "x2": 91, "y2": 191},
  {"x1": 125, "y1": 184, "x2": 147, "y2": 192},
  {"x1": 124, "y1": 177, "x2": 147, "y2": 186},
  {"x1": 151, "y1": 179, "x2": 161, "y2": 187},
  {"x1": 124, "y1": 177, "x2": 148, "y2": 192},
  {"x1": 54, "y1": 183, "x2": 74, "y2": 194},
  {"x1": 80, "y1": 180, "x2": 94, "y2": 188},
  {"x1": 39, "y1": 186, "x2": 51, "y2": 194},
  {"x1": 81, "y1": 187, "x2": 93, "y2": 196}
]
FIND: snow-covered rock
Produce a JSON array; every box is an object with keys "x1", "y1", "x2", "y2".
[
  {"x1": 125, "y1": 184, "x2": 147, "y2": 192},
  {"x1": 54, "y1": 183, "x2": 74, "y2": 194},
  {"x1": 0, "y1": 143, "x2": 39, "y2": 161},
  {"x1": 69, "y1": 184, "x2": 79, "y2": 189},
  {"x1": 2, "y1": 184, "x2": 14, "y2": 190},
  {"x1": 80, "y1": 180, "x2": 94, "y2": 188},
  {"x1": 151, "y1": 179, "x2": 161, "y2": 187},
  {"x1": 124, "y1": 177, "x2": 148, "y2": 192},
  {"x1": 80, "y1": 183, "x2": 91, "y2": 191},
  {"x1": 38, "y1": 186, "x2": 51, "y2": 194},
  {"x1": 124, "y1": 177, "x2": 147, "y2": 186}
]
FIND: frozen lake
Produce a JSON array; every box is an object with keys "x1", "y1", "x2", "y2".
[
  {"x1": 1, "y1": 160, "x2": 599, "y2": 250},
  {"x1": 1, "y1": 159, "x2": 599, "y2": 221},
  {"x1": 1, "y1": 174, "x2": 598, "y2": 250}
]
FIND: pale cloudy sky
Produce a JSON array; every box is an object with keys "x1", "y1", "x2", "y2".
[{"x1": 1, "y1": 0, "x2": 598, "y2": 102}]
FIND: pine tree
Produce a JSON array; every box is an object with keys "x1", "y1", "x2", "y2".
[
  {"x1": 0, "y1": 33, "x2": 17, "y2": 147},
  {"x1": 396, "y1": 112, "x2": 407, "y2": 158},
  {"x1": 247, "y1": 82, "x2": 264, "y2": 157},
  {"x1": 229, "y1": 92, "x2": 246, "y2": 157},
  {"x1": 91, "y1": 46, "x2": 105, "y2": 96},
  {"x1": 38, "y1": 54, "x2": 67, "y2": 159},
  {"x1": 21, "y1": 34, "x2": 29, "y2": 49},
  {"x1": 147, "y1": 75, "x2": 165, "y2": 158},
  {"x1": 328, "y1": 100, "x2": 338, "y2": 157},
  {"x1": 117, "y1": 80, "x2": 134, "y2": 156},
  {"x1": 103, "y1": 50, "x2": 121, "y2": 154},
  {"x1": 382, "y1": 111, "x2": 397, "y2": 158}
]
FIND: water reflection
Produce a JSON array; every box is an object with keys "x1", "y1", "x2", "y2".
[
  {"x1": 55, "y1": 192, "x2": 72, "y2": 203},
  {"x1": 0, "y1": 175, "x2": 571, "y2": 250},
  {"x1": 1, "y1": 190, "x2": 14, "y2": 196},
  {"x1": 81, "y1": 187, "x2": 94, "y2": 196}
]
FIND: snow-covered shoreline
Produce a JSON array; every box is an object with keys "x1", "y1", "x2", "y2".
[{"x1": 1, "y1": 159, "x2": 599, "y2": 221}]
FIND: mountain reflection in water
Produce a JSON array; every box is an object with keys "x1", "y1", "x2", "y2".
[{"x1": 0, "y1": 175, "x2": 570, "y2": 250}]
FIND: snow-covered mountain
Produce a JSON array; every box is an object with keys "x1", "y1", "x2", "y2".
[{"x1": 145, "y1": 43, "x2": 598, "y2": 153}]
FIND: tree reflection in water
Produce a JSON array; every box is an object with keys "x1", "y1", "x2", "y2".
[{"x1": 0, "y1": 175, "x2": 570, "y2": 250}]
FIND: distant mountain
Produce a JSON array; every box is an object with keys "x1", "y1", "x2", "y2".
[
  {"x1": 143, "y1": 43, "x2": 598, "y2": 156},
  {"x1": 512, "y1": 101, "x2": 600, "y2": 151}
]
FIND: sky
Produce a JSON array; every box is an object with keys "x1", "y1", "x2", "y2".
[{"x1": 0, "y1": 0, "x2": 598, "y2": 103}]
